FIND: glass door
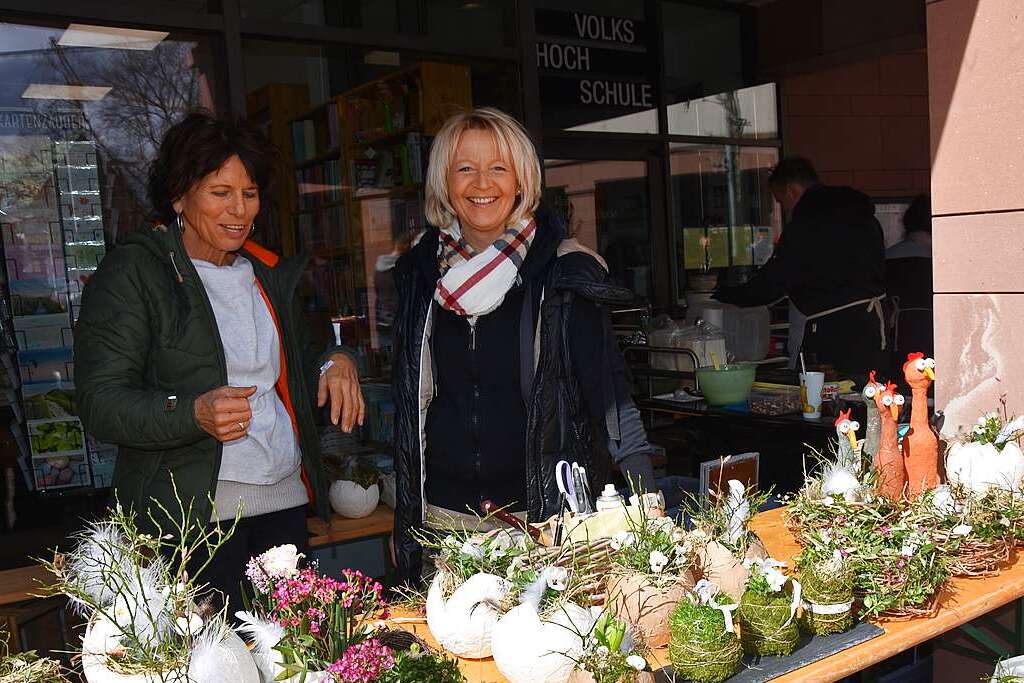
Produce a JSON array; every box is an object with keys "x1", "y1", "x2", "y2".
[{"x1": 541, "y1": 140, "x2": 667, "y2": 306}]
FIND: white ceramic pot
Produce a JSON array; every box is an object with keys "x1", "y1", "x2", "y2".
[
  {"x1": 946, "y1": 441, "x2": 1024, "y2": 495},
  {"x1": 82, "y1": 614, "x2": 259, "y2": 683},
  {"x1": 328, "y1": 480, "x2": 379, "y2": 518},
  {"x1": 992, "y1": 654, "x2": 1024, "y2": 682},
  {"x1": 426, "y1": 571, "x2": 511, "y2": 659},
  {"x1": 491, "y1": 602, "x2": 596, "y2": 683}
]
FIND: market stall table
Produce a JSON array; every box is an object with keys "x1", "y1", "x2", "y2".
[
  {"x1": 307, "y1": 504, "x2": 393, "y2": 549},
  {"x1": 393, "y1": 506, "x2": 1024, "y2": 683}
]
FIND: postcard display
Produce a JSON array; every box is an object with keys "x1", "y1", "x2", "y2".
[{"x1": 0, "y1": 134, "x2": 115, "y2": 493}]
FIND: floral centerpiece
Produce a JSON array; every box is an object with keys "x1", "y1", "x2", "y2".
[
  {"x1": 238, "y1": 545, "x2": 398, "y2": 682},
  {"x1": 796, "y1": 531, "x2": 855, "y2": 636},
  {"x1": 929, "y1": 483, "x2": 1019, "y2": 577},
  {"x1": 736, "y1": 557, "x2": 800, "y2": 656},
  {"x1": 568, "y1": 611, "x2": 653, "y2": 683},
  {"x1": 667, "y1": 580, "x2": 742, "y2": 683},
  {"x1": 41, "y1": 495, "x2": 258, "y2": 683},
  {"x1": 605, "y1": 504, "x2": 697, "y2": 647}
]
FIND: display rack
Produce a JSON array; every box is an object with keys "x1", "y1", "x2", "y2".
[{"x1": 0, "y1": 131, "x2": 115, "y2": 494}]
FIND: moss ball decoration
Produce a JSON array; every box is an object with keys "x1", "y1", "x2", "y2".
[
  {"x1": 667, "y1": 600, "x2": 743, "y2": 683},
  {"x1": 799, "y1": 563, "x2": 854, "y2": 636},
  {"x1": 737, "y1": 589, "x2": 800, "y2": 657}
]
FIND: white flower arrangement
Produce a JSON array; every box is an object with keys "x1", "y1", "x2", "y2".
[{"x1": 742, "y1": 557, "x2": 788, "y2": 593}]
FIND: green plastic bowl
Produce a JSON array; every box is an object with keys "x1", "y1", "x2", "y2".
[{"x1": 696, "y1": 363, "x2": 756, "y2": 406}]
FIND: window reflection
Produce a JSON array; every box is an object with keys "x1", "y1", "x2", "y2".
[
  {"x1": 670, "y1": 143, "x2": 780, "y2": 299},
  {"x1": 544, "y1": 158, "x2": 651, "y2": 301}
]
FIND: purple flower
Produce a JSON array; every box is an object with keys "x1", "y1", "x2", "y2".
[{"x1": 326, "y1": 639, "x2": 395, "y2": 683}]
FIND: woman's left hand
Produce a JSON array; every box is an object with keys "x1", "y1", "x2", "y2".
[{"x1": 317, "y1": 352, "x2": 365, "y2": 432}]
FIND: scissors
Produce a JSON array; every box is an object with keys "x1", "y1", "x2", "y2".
[{"x1": 555, "y1": 460, "x2": 579, "y2": 513}]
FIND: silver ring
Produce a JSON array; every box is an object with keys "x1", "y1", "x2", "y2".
[{"x1": 237, "y1": 421, "x2": 245, "y2": 431}]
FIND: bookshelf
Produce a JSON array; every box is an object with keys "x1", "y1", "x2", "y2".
[
  {"x1": 285, "y1": 61, "x2": 472, "y2": 372},
  {"x1": 246, "y1": 83, "x2": 312, "y2": 255}
]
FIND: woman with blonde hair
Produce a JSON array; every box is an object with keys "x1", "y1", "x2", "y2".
[{"x1": 391, "y1": 107, "x2": 654, "y2": 582}]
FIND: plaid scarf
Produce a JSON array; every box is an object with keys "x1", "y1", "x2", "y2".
[{"x1": 434, "y1": 217, "x2": 536, "y2": 317}]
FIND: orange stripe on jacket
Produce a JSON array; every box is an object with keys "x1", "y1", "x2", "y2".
[{"x1": 246, "y1": 241, "x2": 315, "y2": 509}]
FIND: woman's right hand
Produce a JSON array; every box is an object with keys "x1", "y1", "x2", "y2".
[{"x1": 193, "y1": 385, "x2": 257, "y2": 442}]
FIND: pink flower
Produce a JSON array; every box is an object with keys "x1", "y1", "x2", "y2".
[{"x1": 326, "y1": 639, "x2": 395, "y2": 683}]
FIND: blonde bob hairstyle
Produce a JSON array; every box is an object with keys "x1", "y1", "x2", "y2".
[{"x1": 424, "y1": 107, "x2": 542, "y2": 229}]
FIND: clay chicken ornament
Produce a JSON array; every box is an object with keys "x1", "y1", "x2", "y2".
[
  {"x1": 874, "y1": 381, "x2": 907, "y2": 500},
  {"x1": 821, "y1": 410, "x2": 863, "y2": 501},
  {"x1": 902, "y1": 353, "x2": 940, "y2": 496},
  {"x1": 861, "y1": 371, "x2": 885, "y2": 464}
]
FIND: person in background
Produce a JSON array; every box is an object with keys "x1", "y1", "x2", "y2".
[
  {"x1": 391, "y1": 108, "x2": 655, "y2": 583},
  {"x1": 713, "y1": 157, "x2": 887, "y2": 381},
  {"x1": 885, "y1": 194, "x2": 933, "y2": 373},
  {"x1": 74, "y1": 112, "x2": 364, "y2": 612}
]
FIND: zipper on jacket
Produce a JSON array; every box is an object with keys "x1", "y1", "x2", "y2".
[{"x1": 468, "y1": 315, "x2": 482, "y2": 504}]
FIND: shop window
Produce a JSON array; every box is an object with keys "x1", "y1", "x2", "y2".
[
  {"x1": 667, "y1": 83, "x2": 778, "y2": 140},
  {"x1": 243, "y1": 39, "x2": 518, "y2": 373},
  {"x1": 239, "y1": 0, "x2": 513, "y2": 47},
  {"x1": 670, "y1": 143, "x2": 780, "y2": 300},
  {"x1": 662, "y1": 2, "x2": 744, "y2": 110},
  {"x1": 543, "y1": 158, "x2": 653, "y2": 302},
  {"x1": 534, "y1": 1, "x2": 658, "y2": 133},
  {"x1": 0, "y1": 19, "x2": 225, "y2": 531}
]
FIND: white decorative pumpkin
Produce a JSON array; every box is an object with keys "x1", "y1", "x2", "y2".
[
  {"x1": 328, "y1": 480, "x2": 380, "y2": 518},
  {"x1": 426, "y1": 572, "x2": 510, "y2": 659},
  {"x1": 491, "y1": 602, "x2": 596, "y2": 683},
  {"x1": 946, "y1": 441, "x2": 1024, "y2": 495},
  {"x1": 82, "y1": 614, "x2": 258, "y2": 683}
]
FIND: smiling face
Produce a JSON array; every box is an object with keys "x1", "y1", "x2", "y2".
[
  {"x1": 173, "y1": 155, "x2": 259, "y2": 265},
  {"x1": 446, "y1": 128, "x2": 519, "y2": 251}
]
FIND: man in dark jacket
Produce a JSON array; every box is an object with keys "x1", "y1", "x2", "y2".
[{"x1": 714, "y1": 157, "x2": 887, "y2": 379}]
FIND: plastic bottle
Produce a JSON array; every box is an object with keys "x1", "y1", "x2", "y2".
[{"x1": 595, "y1": 484, "x2": 625, "y2": 511}]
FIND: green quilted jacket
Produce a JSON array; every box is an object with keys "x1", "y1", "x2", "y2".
[{"x1": 74, "y1": 224, "x2": 336, "y2": 531}]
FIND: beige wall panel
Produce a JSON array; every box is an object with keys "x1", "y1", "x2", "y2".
[
  {"x1": 934, "y1": 293, "x2": 1024, "y2": 438},
  {"x1": 932, "y1": 212, "x2": 1024, "y2": 293},
  {"x1": 929, "y1": 0, "x2": 1024, "y2": 215}
]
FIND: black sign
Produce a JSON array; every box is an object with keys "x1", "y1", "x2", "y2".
[{"x1": 535, "y1": 8, "x2": 655, "y2": 116}]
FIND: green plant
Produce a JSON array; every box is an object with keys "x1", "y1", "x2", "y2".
[
  {"x1": 379, "y1": 644, "x2": 465, "y2": 683},
  {"x1": 797, "y1": 534, "x2": 855, "y2": 636},
  {"x1": 737, "y1": 557, "x2": 799, "y2": 656},
  {"x1": 573, "y1": 612, "x2": 649, "y2": 683}
]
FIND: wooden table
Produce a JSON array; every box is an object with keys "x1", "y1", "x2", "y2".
[
  {"x1": 307, "y1": 505, "x2": 394, "y2": 549},
  {"x1": 396, "y1": 506, "x2": 1024, "y2": 683}
]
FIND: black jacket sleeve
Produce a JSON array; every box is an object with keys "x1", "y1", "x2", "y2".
[
  {"x1": 713, "y1": 230, "x2": 791, "y2": 307},
  {"x1": 568, "y1": 295, "x2": 656, "y2": 492}
]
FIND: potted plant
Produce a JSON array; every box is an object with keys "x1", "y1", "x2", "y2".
[
  {"x1": 42, "y1": 495, "x2": 258, "y2": 683},
  {"x1": 736, "y1": 556, "x2": 800, "y2": 657},
  {"x1": 797, "y1": 532, "x2": 855, "y2": 636},
  {"x1": 238, "y1": 545, "x2": 394, "y2": 682},
  {"x1": 688, "y1": 480, "x2": 771, "y2": 600},
  {"x1": 567, "y1": 611, "x2": 654, "y2": 683},
  {"x1": 490, "y1": 566, "x2": 597, "y2": 683},
  {"x1": 417, "y1": 527, "x2": 530, "y2": 659},
  {"x1": 946, "y1": 407, "x2": 1024, "y2": 496},
  {"x1": 605, "y1": 509, "x2": 696, "y2": 648},
  {"x1": 328, "y1": 459, "x2": 381, "y2": 519},
  {"x1": 667, "y1": 580, "x2": 742, "y2": 683}
]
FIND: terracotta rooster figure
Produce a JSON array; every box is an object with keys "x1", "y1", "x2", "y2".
[
  {"x1": 874, "y1": 381, "x2": 907, "y2": 500},
  {"x1": 861, "y1": 371, "x2": 884, "y2": 466},
  {"x1": 902, "y1": 353, "x2": 940, "y2": 496}
]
